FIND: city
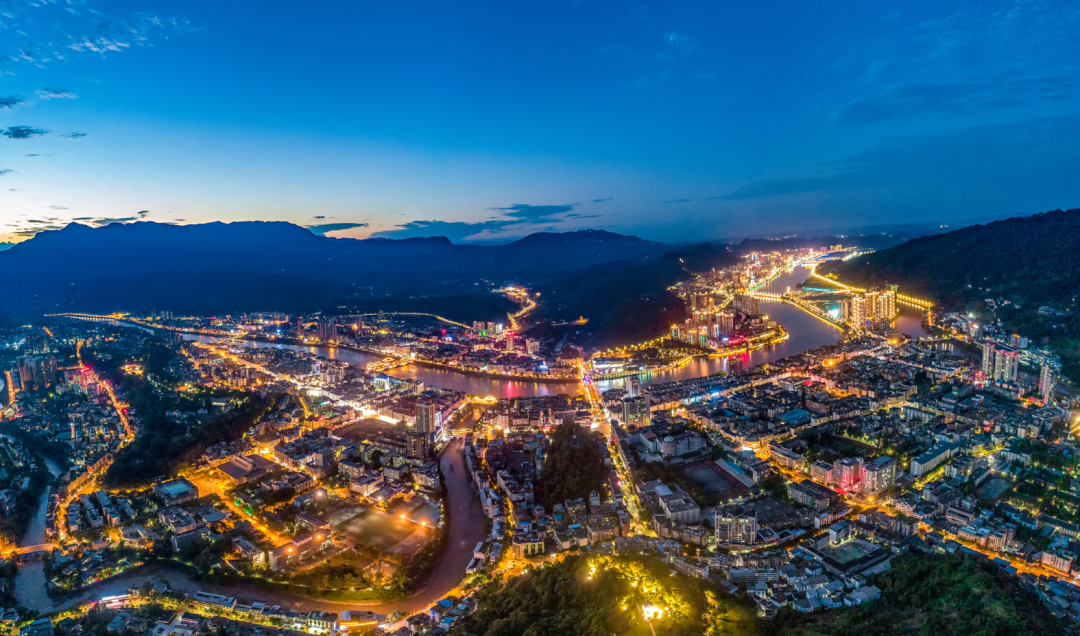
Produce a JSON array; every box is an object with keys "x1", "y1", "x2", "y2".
[
  {"x1": 1, "y1": 2, "x2": 1079, "y2": 636},
  {"x1": 2, "y1": 229, "x2": 1079, "y2": 635}
]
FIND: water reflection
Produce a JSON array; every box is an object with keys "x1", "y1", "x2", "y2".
[
  {"x1": 182, "y1": 336, "x2": 577, "y2": 399},
  {"x1": 182, "y1": 267, "x2": 923, "y2": 398}
]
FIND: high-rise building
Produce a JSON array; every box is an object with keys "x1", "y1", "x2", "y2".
[
  {"x1": 1040, "y1": 364, "x2": 1057, "y2": 403},
  {"x1": 525, "y1": 338, "x2": 540, "y2": 355},
  {"x1": 834, "y1": 457, "x2": 864, "y2": 491},
  {"x1": 863, "y1": 456, "x2": 896, "y2": 495},
  {"x1": 415, "y1": 402, "x2": 437, "y2": 436},
  {"x1": 994, "y1": 349, "x2": 1019, "y2": 383},
  {"x1": 733, "y1": 294, "x2": 760, "y2": 315},
  {"x1": 316, "y1": 317, "x2": 337, "y2": 342},
  {"x1": 848, "y1": 289, "x2": 896, "y2": 328},
  {"x1": 718, "y1": 312, "x2": 734, "y2": 335},
  {"x1": 622, "y1": 395, "x2": 651, "y2": 427},
  {"x1": 627, "y1": 375, "x2": 640, "y2": 399},
  {"x1": 407, "y1": 430, "x2": 430, "y2": 460},
  {"x1": 714, "y1": 508, "x2": 758, "y2": 545},
  {"x1": 981, "y1": 342, "x2": 996, "y2": 380},
  {"x1": 15, "y1": 355, "x2": 56, "y2": 390},
  {"x1": 473, "y1": 321, "x2": 486, "y2": 333}
]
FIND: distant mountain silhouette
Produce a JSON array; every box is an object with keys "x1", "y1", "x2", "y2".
[
  {"x1": 0, "y1": 221, "x2": 668, "y2": 317},
  {"x1": 0, "y1": 242, "x2": 12, "y2": 252}
]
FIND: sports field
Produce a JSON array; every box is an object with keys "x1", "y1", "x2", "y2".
[{"x1": 330, "y1": 507, "x2": 415, "y2": 550}]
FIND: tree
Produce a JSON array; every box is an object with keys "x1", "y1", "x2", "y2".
[{"x1": 535, "y1": 419, "x2": 607, "y2": 510}]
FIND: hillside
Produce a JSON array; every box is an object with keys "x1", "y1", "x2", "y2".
[
  {"x1": 821, "y1": 209, "x2": 1080, "y2": 379},
  {"x1": 0, "y1": 222, "x2": 667, "y2": 318},
  {"x1": 536, "y1": 243, "x2": 740, "y2": 348},
  {"x1": 450, "y1": 552, "x2": 1061, "y2": 636}
]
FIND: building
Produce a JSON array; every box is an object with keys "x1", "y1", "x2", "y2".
[
  {"x1": 153, "y1": 478, "x2": 199, "y2": 506},
  {"x1": 981, "y1": 342, "x2": 996, "y2": 380},
  {"x1": 1040, "y1": 364, "x2": 1057, "y2": 402},
  {"x1": 810, "y1": 461, "x2": 834, "y2": 485},
  {"x1": 622, "y1": 395, "x2": 651, "y2": 427},
  {"x1": 909, "y1": 442, "x2": 957, "y2": 477},
  {"x1": 659, "y1": 491, "x2": 700, "y2": 523},
  {"x1": 994, "y1": 348, "x2": 1019, "y2": 383},
  {"x1": 788, "y1": 480, "x2": 841, "y2": 510},
  {"x1": 714, "y1": 507, "x2": 758, "y2": 545},
  {"x1": 848, "y1": 289, "x2": 896, "y2": 329},
  {"x1": 415, "y1": 401, "x2": 437, "y2": 436},
  {"x1": 862, "y1": 456, "x2": 896, "y2": 495},
  {"x1": 407, "y1": 430, "x2": 430, "y2": 460},
  {"x1": 627, "y1": 375, "x2": 641, "y2": 399},
  {"x1": 316, "y1": 317, "x2": 337, "y2": 342},
  {"x1": 834, "y1": 458, "x2": 863, "y2": 491},
  {"x1": 1042, "y1": 549, "x2": 1074, "y2": 574},
  {"x1": 232, "y1": 536, "x2": 265, "y2": 565},
  {"x1": 660, "y1": 432, "x2": 704, "y2": 458},
  {"x1": 768, "y1": 443, "x2": 807, "y2": 471}
]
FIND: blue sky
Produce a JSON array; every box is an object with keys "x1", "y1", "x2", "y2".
[{"x1": 2, "y1": 0, "x2": 1079, "y2": 244}]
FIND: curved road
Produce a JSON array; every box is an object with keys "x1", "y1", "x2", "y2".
[{"x1": 20, "y1": 438, "x2": 486, "y2": 617}]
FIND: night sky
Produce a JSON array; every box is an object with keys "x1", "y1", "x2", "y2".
[{"x1": 2, "y1": 0, "x2": 1079, "y2": 244}]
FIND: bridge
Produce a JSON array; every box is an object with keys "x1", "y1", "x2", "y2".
[
  {"x1": 897, "y1": 294, "x2": 933, "y2": 309},
  {"x1": 12, "y1": 544, "x2": 54, "y2": 560},
  {"x1": 748, "y1": 291, "x2": 783, "y2": 300},
  {"x1": 357, "y1": 312, "x2": 471, "y2": 329}
]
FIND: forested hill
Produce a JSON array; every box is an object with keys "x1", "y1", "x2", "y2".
[
  {"x1": 821, "y1": 208, "x2": 1080, "y2": 379},
  {"x1": 820, "y1": 209, "x2": 1080, "y2": 308}
]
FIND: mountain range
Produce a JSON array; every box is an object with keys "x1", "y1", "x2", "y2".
[{"x1": 0, "y1": 221, "x2": 670, "y2": 318}]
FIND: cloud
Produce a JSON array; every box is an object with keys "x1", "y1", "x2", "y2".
[
  {"x1": 36, "y1": 87, "x2": 77, "y2": 100},
  {"x1": 306, "y1": 222, "x2": 369, "y2": 236},
  {"x1": 84, "y1": 211, "x2": 148, "y2": 226},
  {"x1": 72, "y1": 217, "x2": 93, "y2": 220},
  {"x1": 59, "y1": 132, "x2": 88, "y2": 139},
  {"x1": 48, "y1": 206, "x2": 68, "y2": 210},
  {"x1": 0, "y1": 170, "x2": 12, "y2": 176},
  {"x1": 0, "y1": 2, "x2": 196, "y2": 73},
  {"x1": 662, "y1": 31, "x2": 699, "y2": 55},
  {"x1": 0, "y1": 97, "x2": 23, "y2": 109},
  {"x1": 3, "y1": 126, "x2": 49, "y2": 139},
  {"x1": 90, "y1": 217, "x2": 139, "y2": 225},
  {"x1": 835, "y1": 73, "x2": 1080, "y2": 123},
  {"x1": 174, "y1": 219, "x2": 185, "y2": 222},
  {"x1": 374, "y1": 197, "x2": 613, "y2": 242},
  {"x1": 312, "y1": 215, "x2": 325, "y2": 219},
  {"x1": 487, "y1": 203, "x2": 575, "y2": 221}
]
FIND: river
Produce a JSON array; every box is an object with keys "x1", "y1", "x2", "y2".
[
  {"x1": 31, "y1": 279, "x2": 920, "y2": 613},
  {"x1": 596, "y1": 265, "x2": 925, "y2": 392},
  {"x1": 182, "y1": 266, "x2": 925, "y2": 398},
  {"x1": 182, "y1": 335, "x2": 573, "y2": 400},
  {"x1": 14, "y1": 452, "x2": 62, "y2": 610}
]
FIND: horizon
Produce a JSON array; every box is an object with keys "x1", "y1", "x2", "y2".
[{"x1": 3, "y1": 1, "x2": 1080, "y2": 244}]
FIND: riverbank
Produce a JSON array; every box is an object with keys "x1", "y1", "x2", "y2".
[{"x1": 187, "y1": 332, "x2": 580, "y2": 386}]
